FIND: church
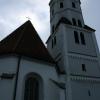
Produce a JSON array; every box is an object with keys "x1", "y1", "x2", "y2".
[{"x1": 0, "y1": 0, "x2": 100, "y2": 100}]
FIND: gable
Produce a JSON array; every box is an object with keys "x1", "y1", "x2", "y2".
[{"x1": 0, "y1": 21, "x2": 55, "y2": 64}]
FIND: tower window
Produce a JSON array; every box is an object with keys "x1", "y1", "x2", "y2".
[
  {"x1": 82, "y1": 64, "x2": 86, "y2": 72},
  {"x1": 72, "y1": 18, "x2": 77, "y2": 26},
  {"x1": 52, "y1": 25, "x2": 55, "y2": 33},
  {"x1": 74, "y1": 31, "x2": 79, "y2": 44},
  {"x1": 88, "y1": 90, "x2": 91, "y2": 96},
  {"x1": 52, "y1": 36, "x2": 57, "y2": 48},
  {"x1": 52, "y1": 9, "x2": 54, "y2": 15},
  {"x1": 60, "y1": 2, "x2": 63, "y2": 8},
  {"x1": 72, "y1": 2, "x2": 76, "y2": 8},
  {"x1": 78, "y1": 20, "x2": 82, "y2": 27},
  {"x1": 52, "y1": 39, "x2": 54, "y2": 48},
  {"x1": 54, "y1": 36, "x2": 56, "y2": 45},
  {"x1": 80, "y1": 32, "x2": 86, "y2": 45}
]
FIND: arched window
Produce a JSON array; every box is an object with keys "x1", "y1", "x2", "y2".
[
  {"x1": 80, "y1": 32, "x2": 86, "y2": 45},
  {"x1": 74, "y1": 31, "x2": 79, "y2": 44},
  {"x1": 24, "y1": 77, "x2": 39, "y2": 100},
  {"x1": 24, "y1": 73, "x2": 43, "y2": 100},
  {"x1": 78, "y1": 20, "x2": 82, "y2": 27},
  {"x1": 72, "y1": 2, "x2": 76, "y2": 8},
  {"x1": 72, "y1": 18, "x2": 77, "y2": 26}
]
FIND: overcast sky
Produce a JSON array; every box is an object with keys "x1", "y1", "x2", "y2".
[{"x1": 0, "y1": 0, "x2": 100, "y2": 49}]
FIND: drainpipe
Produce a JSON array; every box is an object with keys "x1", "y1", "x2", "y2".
[{"x1": 13, "y1": 56, "x2": 21, "y2": 100}]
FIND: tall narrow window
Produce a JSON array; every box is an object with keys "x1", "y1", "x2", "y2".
[
  {"x1": 80, "y1": 32, "x2": 86, "y2": 45},
  {"x1": 72, "y1": 2, "x2": 76, "y2": 8},
  {"x1": 52, "y1": 25, "x2": 55, "y2": 33},
  {"x1": 88, "y1": 90, "x2": 91, "y2": 96},
  {"x1": 60, "y1": 2, "x2": 63, "y2": 8},
  {"x1": 74, "y1": 31, "x2": 79, "y2": 44},
  {"x1": 82, "y1": 64, "x2": 86, "y2": 72},
  {"x1": 72, "y1": 18, "x2": 77, "y2": 26},
  {"x1": 54, "y1": 36, "x2": 56, "y2": 45},
  {"x1": 78, "y1": 20, "x2": 82, "y2": 27},
  {"x1": 52, "y1": 36, "x2": 57, "y2": 48},
  {"x1": 52, "y1": 39, "x2": 54, "y2": 48},
  {"x1": 24, "y1": 77, "x2": 39, "y2": 100},
  {"x1": 52, "y1": 9, "x2": 54, "y2": 15}
]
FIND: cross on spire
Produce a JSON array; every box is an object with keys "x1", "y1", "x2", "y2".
[{"x1": 26, "y1": 16, "x2": 31, "y2": 21}]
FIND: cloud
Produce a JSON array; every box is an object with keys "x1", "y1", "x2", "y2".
[
  {"x1": 81, "y1": 0, "x2": 100, "y2": 48},
  {"x1": 0, "y1": 0, "x2": 50, "y2": 43},
  {"x1": 0, "y1": 0, "x2": 100, "y2": 49}
]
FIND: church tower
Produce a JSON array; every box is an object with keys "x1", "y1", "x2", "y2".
[
  {"x1": 47, "y1": 0, "x2": 100, "y2": 100},
  {"x1": 0, "y1": 0, "x2": 100, "y2": 100}
]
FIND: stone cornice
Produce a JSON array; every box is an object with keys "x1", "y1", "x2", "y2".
[
  {"x1": 70, "y1": 74, "x2": 100, "y2": 83},
  {"x1": 68, "y1": 53, "x2": 98, "y2": 62}
]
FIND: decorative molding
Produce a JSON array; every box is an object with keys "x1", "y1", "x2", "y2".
[
  {"x1": 50, "y1": 79, "x2": 66, "y2": 89},
  {"x1": 68, "y1": 51, "x2": 97, "y2": 58},
  {"x1": 64, "y1": 23, "x2": 94, "y2": 33},
  {"x1": 70, "y1": 74, "x2": 100, "y2": 83},
  {"x1": 0, "y1": 73, "x2": 15, "y2": 80},
  {"x1": 68, "y1": 54, "x2": 98, "y2": 62}
]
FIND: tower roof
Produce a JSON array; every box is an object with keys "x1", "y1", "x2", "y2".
[{"x1": 0, "y1": 20, "x2": 55, "y2": 64}]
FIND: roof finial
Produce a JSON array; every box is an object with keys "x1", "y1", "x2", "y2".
[{"x1": 26, "y1": 16, "x2": 31, "y2": 21}]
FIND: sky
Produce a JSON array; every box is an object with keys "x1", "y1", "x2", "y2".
[{"x1": 0, "y1": 0, "x2": 100, "y2": 49}]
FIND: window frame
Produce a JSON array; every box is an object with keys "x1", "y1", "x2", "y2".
[
  {"x1": 60, "y1": 2, "x2": 64, "y2": 8},
  {"x1": 80, "y1": 32, "x2": 86, "y2": 45},
  {"x1": 74, "y1": 31, "x2": 79, "y2": 44},
  {"x1": 88, "y1": 90, "x2": 91, "y2": 96},
  {"x1": 52, "y1": 39, "x2": 54, "y2": 48},
  {"x1": 72, "y1": 18, "x2": 77, "y2": 26},
  {"x1": 51, "y1": 36, "x2": 57, "y2": 48},
  {"x1": 82, "y1": 64, "x2": 86, "y2": 72},
  {"x1": 54, "y1": 36, "x2": 56, "y2": 45},
  {"x1": 24, "y1": 77, "x2": 39, "y2": 100},
  {"x1": 72, "y1": 2, "x2": 76, "y2": 8},
  {"x1": 24, "y1": 73, "x2": 43, "y2": 100},
  {"x1": 52, "y1": 9, "x2": 54, "y2": 15},
  {"x1": 52, "y1": 25, "x2": 55, "y2": 34},
  {"x1": 78, "y1": 20, "x2": 82, "y2": 27}
]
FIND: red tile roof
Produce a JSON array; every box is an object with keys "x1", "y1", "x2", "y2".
[{"x1": 0, "y1": 20, "x2": 55, "y2": 64}]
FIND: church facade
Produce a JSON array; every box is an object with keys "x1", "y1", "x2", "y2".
[{"x1": 0, "y1": 0, "x2": 100, "y2": 100}]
